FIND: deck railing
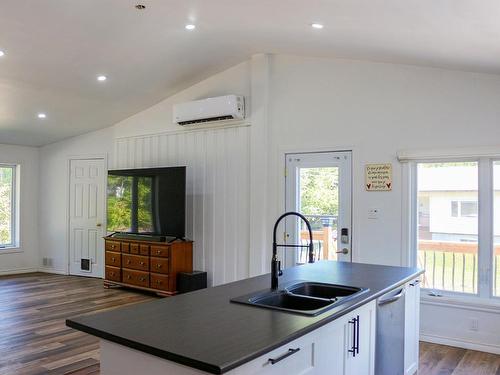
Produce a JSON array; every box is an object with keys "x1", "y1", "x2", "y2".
[{"x1": 418, "y1": 240, "x2": 500, "y2": 295}]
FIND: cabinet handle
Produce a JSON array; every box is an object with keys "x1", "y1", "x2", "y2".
[
  {"x1": 111, "y1": 257, "x2": 115, "y2": 262},
  {"x1": 268, "y1": 348, "x2": 300, "y2": 365},
  {"x1": 140, "y1": 261, "x2": 145, "y2": 266},
  {"x1": 156, "y1": 264, "x2": 161, "y2": 269},
  {"x1": 140, "y1": 277, "x2": 145, "y2": 282},
  {"x1": 356, "y1": 315, "x2": 360, "y2": 355},
  {"x1": 348, "y1": 318, "x2": 357, "y2": 357},
  {"x1": 156, "y1": 280, "x2": 162, "y2": 285},
  {"x1": 156, "y1": 250, "x2": 161, "y2": 255}
]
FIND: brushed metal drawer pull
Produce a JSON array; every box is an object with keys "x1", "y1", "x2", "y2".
[
  {"x1": 156, "y1": 280, "x2": 162, "y2": 284},
  {"x1": 127, "y1": 275, "x2": 131, "y2": 280},
  {"x1": 156, "y1": 264, "x2": 161, "y2": 268},
  {"x1": 140, "y1": 261, "x2": 145, "y2": 266},
  {"x1": 111, "y1": 257, "x2": 115, "y2": 262},
  {"x1": 139, "y1": 277, "x2": 146, "y2": 282},
  {"x1": 268, "y1": 348, "x2": 300, "y2": 365},
  {"x1": 156, "y1": 250, "x2": 161, "y2": 255}
]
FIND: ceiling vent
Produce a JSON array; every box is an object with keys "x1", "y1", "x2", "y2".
[{"x1": 173, "y1": 95, "x2": 245, "y2": 126}]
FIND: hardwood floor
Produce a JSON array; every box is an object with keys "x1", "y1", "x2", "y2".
[
  {"x1": 0, "y1": 273, "x2": 156, "y2": 375},
  {"x1": 1, "y1": 273, "x2": 499, "y2": 375},
  {"x1": 419, "y1": 341, "x2": 500, "y2": 375}
]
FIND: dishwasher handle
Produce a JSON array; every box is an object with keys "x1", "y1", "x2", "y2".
[{"x1": 378, "y1": 287, "x2": 405, "y2": 306}]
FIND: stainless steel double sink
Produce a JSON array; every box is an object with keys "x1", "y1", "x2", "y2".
[{"x1": 231, "y1": 282, "x2": 369, "y2": 316}]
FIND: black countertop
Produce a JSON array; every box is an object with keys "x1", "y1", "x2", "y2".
[{"x1": 66, "y1": 261, "x2": 422, "y2": 374}]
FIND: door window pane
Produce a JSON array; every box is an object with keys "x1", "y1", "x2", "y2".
[
  {"x1": 417, "y1": 162, "x2": 478, "y2": 294},
  {"x1": 298, "y1": 167, "x2": 339, "y2": 262},
  {"x1": 494, "y1": 162, "x2": 500, "y2": 297},
  {"x1": 0, "y1": 166, "x2": 14, "y2": 246}
]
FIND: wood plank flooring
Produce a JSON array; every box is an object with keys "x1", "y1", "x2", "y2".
[
  {"x1": 419, "y1": 342, "x2": 500, "y2": 375},
  {"x1": 1, "y1": 273, "x2": 499, "y2": 374},
  {"x1": 0, "y1": 273, "x2": 156, "y2": 375}
]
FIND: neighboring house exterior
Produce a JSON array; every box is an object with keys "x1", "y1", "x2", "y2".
[{"x1": 418, "y1": 165, "x2": 500, "y2": 243}]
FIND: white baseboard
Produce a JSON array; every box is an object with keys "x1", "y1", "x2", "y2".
[
  {"x1": 37, "y1": 267, "x2": 68, "y2": 275},
  {"x1": 0, "y1": 267, "x2": 39, "y2": 275},
  {"x1": 420, "y1": 333, "x2": 500, "y2": 355}
]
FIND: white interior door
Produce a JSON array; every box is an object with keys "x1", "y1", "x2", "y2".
[
  {"x1": 284, "y1": 151, "x2": 352, "y2": 268},
  {"x1": 69, "y1": 158, "x2": 106, "y2": 277}
]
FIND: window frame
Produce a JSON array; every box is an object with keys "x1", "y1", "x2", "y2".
[
  {"x1": 0, "y1": 164, "x2": 18, "y2": 249},
  {"x1": 409, "y1": 157, "x2": 498, "y2": 301}
]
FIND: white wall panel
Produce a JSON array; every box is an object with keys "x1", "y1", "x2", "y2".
[{"x1": 114, "y1": 125, "x2": 250, "y2": 286}]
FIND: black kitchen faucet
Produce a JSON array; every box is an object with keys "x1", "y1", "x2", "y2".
[{"x1": 271, "y1": 212, "x2": 314, "y2": 290}]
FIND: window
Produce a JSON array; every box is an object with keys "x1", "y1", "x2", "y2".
[
  {"x1": 412, "y1": 158, "x2": 500, "y2": 299},
  {"x1": 0, "y1": 165, "x2": 17, "y2": 248},
  {"x1": 493, "y1": 162, "x2": 500, "y2": 297},
  {"x1": 450, "y1": 200, "x2": 478, "y2": 218},
  {"x1": 417, "y1": 162, "x2": 478, "y2": 294}
]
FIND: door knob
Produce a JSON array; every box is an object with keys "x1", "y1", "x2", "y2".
[
  {"x1": 336, "y1": 248, "x2": 349, "y2": 255},
  {"x1": 96, "y1": 223, "x2": 102, "y2": 227}
]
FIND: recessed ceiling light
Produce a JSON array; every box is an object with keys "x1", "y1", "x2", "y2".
[
  {"x1": 0, "y1": 50, "x2": 4, "y2": 57},
  {"x1": 311, "y1": 23, "x2": 324, "y2": 29},
  {"x1": 97, "y1": 75, "x2": 107, "y2": 82},
  {"x1": 185, "y1": 24, "x2": 196, "y2": 30},
  {"x1": 37, "y1": 113, "x2": 47, "y2": 119}
]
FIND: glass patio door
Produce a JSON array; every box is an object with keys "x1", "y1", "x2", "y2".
[{"x1": 284, "y1": 151, "x2": 352, "y2": 268}]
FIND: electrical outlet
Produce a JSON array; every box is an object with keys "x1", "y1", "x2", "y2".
[{"x1": 470, "y1": 318, "x2": 479, "y2": 331}]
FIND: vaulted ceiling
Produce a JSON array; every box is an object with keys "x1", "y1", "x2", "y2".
[{"x1": 1, "y1": 0, "x2": 500, "y2": 146}]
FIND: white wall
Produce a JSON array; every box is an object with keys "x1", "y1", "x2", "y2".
[
  {"x1": 37, "y1": 54, "x2": 500, "y2": 352},
  {"x1": 0, "y1": 144, "x2": 39, "y2": 274}
]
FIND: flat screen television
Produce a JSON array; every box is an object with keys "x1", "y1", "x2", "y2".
[{"x1": 106, "y1": 167, "x2": 186, "y2": 239}]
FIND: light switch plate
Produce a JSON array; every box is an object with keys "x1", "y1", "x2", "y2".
[{"x1": 368, "y1": 208, "x2": 380, "y2": 219}]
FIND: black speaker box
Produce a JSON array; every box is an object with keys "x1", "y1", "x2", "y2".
[{"x1": 177, "y1": 271, "x2": 207, "y2": 294}]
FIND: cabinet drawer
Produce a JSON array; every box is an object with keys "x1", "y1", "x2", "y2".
[
  {"x1": 139, "y1": 244, "x2": 150, "y2": 256},
  {"x1": 130, "y1": 243, "x2": 140, "y2": 254},
  {"x1": 121, "y1": 242, "x2": 130, "y2": 253},
  {"x1": 105, "y1": 251, "x2": 121, "y2": 267},
  {"x1": 151, "y1": 245, "x2": 170, "y2": 258},
  {"x1": 122, "y1": 254, "x2": 149, "y2": 271},
  {"x1": 150, "y1": 257, "x2": 169, "y2": 274},
  {"x1": 151, "y1": 273, "x2": 170, "y2": 291},
  {"x1": 105, "y1": 241, "x2": 121, "y2": 252},
  {"x1": 105, "y1": 266, "x2": 121, "y2": 282},
  {"x1": 122, "y1": 269, "x2": 149, "y2": 288}
]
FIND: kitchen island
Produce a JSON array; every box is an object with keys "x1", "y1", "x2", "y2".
[{"x1": 66, "y1": 261, "x2": 423, "y2": 375}]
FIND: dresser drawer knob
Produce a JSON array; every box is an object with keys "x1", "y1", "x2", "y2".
[
  {"x1": 110, "y1": 272, "x2": 114, "y2": 276},
  {"x1": 111, "y1": 257, "x2": 115, "y2": 262},
  {"x1": 156, "y1": 264, "x2": 161, "y2": 269},
  {"x1": 140, "y1": 277, "x2": 146, "y2": 282},
  {"x1": 156, "y1": 280, "x2": 162, "y2": 285},
  {"x1": 127, "y1": 260, "x2": 131, "y2": 265},
  {"x1": 140, "y1": 261, "x2": 145, "y2": 266},
  {"x1": 127, "y1": 275, "x2": 131, "y2": 280},
  {"x1": 156, "y1": 250, "x2": 161, "y2": 255}
]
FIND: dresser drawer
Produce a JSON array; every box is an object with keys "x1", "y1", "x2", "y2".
[
  {"x1": 105, "y1": 266, "x2": 121, "y2": 282},
  {"x1": 150, "y1": 257, "x2": 169, "y2": 274},
  {"x1": 122, "y1": 269, "x2": 149, "y2": 288},
  {"x1": 122, "y1": 254, "x2": 149, "y2": 271},
  {"x1": 129, "y1": 243, "x2": 140, "y2": 254},
  {"x1": 105, "y1": 251, "x2": 121, "y2": 267},
  {"x1": 105, "y1": 241, "x2": 121, "y2": 252},
  {"x1": 151, "y1": 245, "x2": 170, "y2": 258},
  {"x1": 121, "y1": 242, "x2": 130, "y2": 253},
  {"x1": 139, "y1": 244, "x2": 150, "y2": 256},
  {"x1": 151, "y1": 273, "x2": 170, "y2": 291}
]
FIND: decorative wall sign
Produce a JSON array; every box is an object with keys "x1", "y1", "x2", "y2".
[{"x1": 365, "y1": 163, "x2": 392, "y2": 191}]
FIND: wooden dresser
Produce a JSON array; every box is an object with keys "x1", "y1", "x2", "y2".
[{"x1": 104, "y1": 236, "x2": 193, "y2": 296}]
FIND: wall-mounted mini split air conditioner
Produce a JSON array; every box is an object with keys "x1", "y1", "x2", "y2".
[{"x1": 173, "y1": 95, "x2": 245, "y2": 126}]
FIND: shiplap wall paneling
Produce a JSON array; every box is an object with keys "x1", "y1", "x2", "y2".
[{"x1": 113, "y1": 126, "x2": 250, "y2": 286}]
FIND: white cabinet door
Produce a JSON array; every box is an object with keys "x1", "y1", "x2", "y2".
[
  {"x1": 344, "y1": 300, "x2": 376, "y2": 375},
  {"x1": 404, "y1": 279, "x2": 421, "y2": 375},
  {"x1": 315, "y1": 315, "x2": 346, "y2": 374}
]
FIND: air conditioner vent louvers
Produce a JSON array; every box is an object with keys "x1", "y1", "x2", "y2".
[{"x1": 178, "y1": 115, "x2": 235, "y2": 126}]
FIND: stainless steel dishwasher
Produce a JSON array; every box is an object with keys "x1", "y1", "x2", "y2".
[{"x1": 375, "y1": 285, "x2": 406, "y2": 375}]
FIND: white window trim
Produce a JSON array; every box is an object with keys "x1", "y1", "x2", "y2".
[
  {"x1": 401, "y1": 152, "x2": 500, "y2": 303},
  {"x1": 0, "y1": 163, "x2": 20, "y2": 250}
]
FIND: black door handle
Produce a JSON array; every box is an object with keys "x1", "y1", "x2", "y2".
[
  {"x1": 348, "y1": 317, "x2": 357, "y2": 357},
  {"x1": 268, "y1": 348, "x2": 300, "y2": 365}
]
